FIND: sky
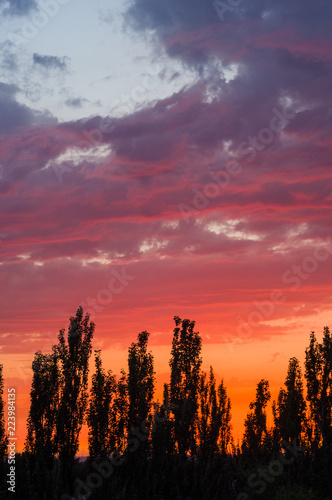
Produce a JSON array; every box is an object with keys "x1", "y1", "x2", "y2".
[{"x1": 0, "y1": 0, "x2": 332, "y2": 453}]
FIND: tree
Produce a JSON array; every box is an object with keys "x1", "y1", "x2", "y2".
[
  {"x1": 0, "y1": 365, "x2": 7, "y2": 464},
  {"x1": 152, "y1": 383, "x2": 174, "y2": 460},
  {"x1": 87, "y1": 350, "x2": 117, "y2": 460},
  {"x1": 55, "y1": 306, "x2": 94, "y2": 489},
  {"x1": 128, "y1": 331, "x2": 155, "y2": 431},
  {"x1": 198, "y1": 367, "x2": 232, "y2": 456},
  {"x1": 242, "y1": 379, "x2": 271, "y2": 457},
  {"x1": 113, "y1": 368, "x2": 129, "y2": 452},
  {"x1": 169, "y1": 316, "x2": 202, "y2": 455},
  {"x1": 217, "y1": 378, "x2": 233, "y2": 454},
  {"x1": 198, "y1": 370, "x2": 211, "y2": 456},
  {"x1": 25, "y1": 350, "x2": 60, "y2": 498},
  {"x1": 26, "y1": 350, "x2": 60, "y2": 461},
  {"x1": 272, "y1": 357, "x2": 306, "y2": 449},
  {"x1": 305, "y1": 328, "x2": 332, "y2": 448}
]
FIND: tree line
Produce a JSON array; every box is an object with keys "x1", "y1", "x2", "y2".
[{"x1": 0, "y1": 306, "x2": 331, "y2": 499}]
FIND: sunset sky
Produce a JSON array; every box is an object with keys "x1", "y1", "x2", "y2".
[{"x1": 1, "y1": 0, "x2": 332, "y2": 454}]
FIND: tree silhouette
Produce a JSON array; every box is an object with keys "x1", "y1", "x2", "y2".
[
  {"x1": 152, "y1": 383, "x2": 174, "y2": 460},
  {"x1": 242, "y1": 379, "x2": 271, "y2": 457},
  {"x1": 217, "y1": 378, "x2": 232, "y2": 454},
  {"x1": 305, "y1": 327, "x2": 332, "y2": 449},
  {"x1": 25, "y1": 350, "x2": 60, "y2": 497},
  {"x1": 198, "y1": 367, "x2": 232, "y2": 456},
  {"x1": 272, "y1": 357, "x2": 306, "y2": 450},
  {"x1": 113, "y1": 368, "x2": 129, "y2": 452},
  {"x1": 128, "y1": 331, "x2": 155, "y2": 437},
  {"x1": 55, "y1": 306, "x2": 94, "y2": 490},
  {"x1": 169, "y1": 316, "x2": 202, "y2": 455},
  {"x1": 8, "y1": 315, "x2": 332, "y2": 499},
  {"x1": 87, "y1": 350, "x2": 116, "y2": 460}
]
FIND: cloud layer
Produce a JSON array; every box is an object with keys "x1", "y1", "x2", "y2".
[{"x1": 0, "y1": 0, "x2": 332, "y2": 359}]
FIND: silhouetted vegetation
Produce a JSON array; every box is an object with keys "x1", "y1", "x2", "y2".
[{"x1": 0, "y1": 308, "x2": 331, "y2": 499}]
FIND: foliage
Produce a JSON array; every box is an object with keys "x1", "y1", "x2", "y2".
[
  {"x1": 169, "y1": 316, "x2": 202, "y2": 455},
  {"x1": 87, "y1": 350, "x2": 117, "y2": 460},
  {"x1": 242, "y1": 379, "x2": 271, "y2": 457},
  {"x1": 305, "y1": 327, "x2": 332, "y2": 448},
  {"x1": 128, "y1": 330, "x2": 155, "y2": 430},
  {"x1": 198, "y1": 367, "x2": 232, "y2": 456},
  {"x1": 56, "y1": 306, "x2": 94, "y2": 467},
  {"x1": 273, "y1": 357, "x2": 306, "y2": 449}
]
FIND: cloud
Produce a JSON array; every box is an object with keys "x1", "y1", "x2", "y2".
[
  {"x1": 0, "y1": 0, "x2": 332, "y2": 355},
  {"x1": 65, "y1": 97, "x2": 88, "y2": 109},
  {"x1": 33, "y1": 53, "x2": 68, "y2": 71},
  {"x1": 125, "y1": 0, "x2": 332, "y2": 52},
  {"x1": 0, "y1": 82, "x2": 34, "y2": 133},
  {"x1": 0, "y1": 48, "x2": 18, "y2": 72},
  {"x1": 0, "y1": 0, "x2": 37, "y2": 16}
]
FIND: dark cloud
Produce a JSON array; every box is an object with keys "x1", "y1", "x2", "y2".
[
  {"x1": 65, "y1": 97, "x2": 88, "y2": 108},
  {"x1": 0, "y1": 49, "x2": 18, "y2": 72},
  {"x1": 125, "y1": 0, "x2": 216, "y2": 34},
  {"x1": 126, "y1": 0, "x2": 332, "y2": 42},
  {"x1": 33, "y1": 53, "x2": 68, "y2": 71},
  {"x1": 0, "y1": 0, "x2": 37, "y2": 16},
  {"x1": 0, "y1": 82, "x2": 33, "y2": 133},
  {"x1": 125, "y1": 0, "x2": 332, "y2": 69}
]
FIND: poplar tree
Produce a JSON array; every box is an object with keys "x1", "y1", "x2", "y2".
[
  {"x1": 87, "y1": 350, "x2": 117, "y2": 460},
  {"x1": 242, "y1": 379, "x2": 271, "y2": 457},
  {"x1": 152, "y1": 384, "x2": 174, "y2": 459},
  {"x1": 26, "y1": 350, "x2": 60, "y2": 460},
  {"x1": 198, "y1": 367, "x2": 232, "y2": 456},
  {"x1": 169, "y1": 316, "x2": 202, "y2": 455},
  {"x1": 198, "y1": 370, "x2": 211, "y2": 456},
  {"x1": 25, "y1": 350, "x2": 60, "y2": 497},
  {"x1": 127, "y1": 331, "x2": 155, "y2": 456},
  {"x1": 305, "y1": 328, "x2": 332, "y2": 449},
  {"x1": 128, "y1": 331, "x2": 155, "y2": 427},
  {"x1": 218, "y1": 378, "x2": 232, "y2": 454},
  {"x1": 272, "y1": 357, "x2": 306, "y2": 449},
  {"x1": 113, "y1": 369, "x2": 129, "y2": 452},
  {"x1": 55, "y1": 306, "x2": 94, "y2": 487}
]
